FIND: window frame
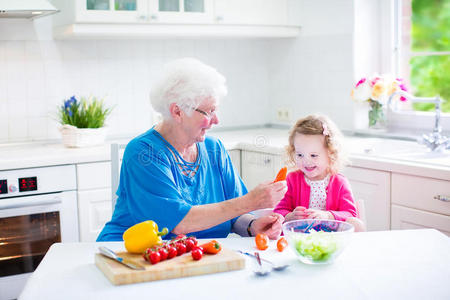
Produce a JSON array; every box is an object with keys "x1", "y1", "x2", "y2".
[{"x1": 382, "y1": 0, "x2": 449, "y2": 135}]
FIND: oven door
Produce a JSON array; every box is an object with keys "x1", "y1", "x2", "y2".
[{"x1": 0, "y1": 191, "x2": 78, "y2": 300}]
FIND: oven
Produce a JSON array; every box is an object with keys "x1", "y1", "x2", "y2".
[{"x1": 0, "y1": 165, "x2": 79, "y2": 300}]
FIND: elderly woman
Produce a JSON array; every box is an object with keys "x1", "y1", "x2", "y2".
[{"x1": 97, "y1": 58, "x2": 287, "y2": 241}]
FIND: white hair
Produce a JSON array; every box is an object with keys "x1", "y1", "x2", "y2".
[{"x1": 150, "y1": 58, "x2": 227, "y2": 119}]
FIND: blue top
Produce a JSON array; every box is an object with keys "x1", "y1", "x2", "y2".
[{"x1": 97, "y1": 128, "x2": 247, "y2": 241}]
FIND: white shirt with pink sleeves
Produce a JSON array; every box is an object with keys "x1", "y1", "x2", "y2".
[{"x1": 305, "y1": 174, "x2": 330, "y2": 210}]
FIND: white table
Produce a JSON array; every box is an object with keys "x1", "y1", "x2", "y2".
[{"x1": 19, "y1": 229, "x2": 450, "y2": 300}]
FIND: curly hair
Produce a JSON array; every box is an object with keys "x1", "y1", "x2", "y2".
[
  {"x1": 285, "y1": 114, "x2": 347, "y2": 175},
  {"x1": 150, "y1": 58, "x2": 227, "y2": 119}
]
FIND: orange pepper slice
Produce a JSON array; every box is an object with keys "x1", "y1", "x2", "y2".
[
  {"x1": 273, "y1": 166, "x2": 287, "y2": 182},
  {"x1": 199, "y1": 240, "x2": 222, "y2": 254}
]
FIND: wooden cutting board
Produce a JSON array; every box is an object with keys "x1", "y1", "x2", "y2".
[{"x1": 95, "y1": 247, "x2": 245, "y2": 285}]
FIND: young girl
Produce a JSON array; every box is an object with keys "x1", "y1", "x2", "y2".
[{"x1": 274, "y1": 115, "x2": 364, "y2": 230}]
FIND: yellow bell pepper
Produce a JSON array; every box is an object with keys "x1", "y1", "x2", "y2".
[{"x1": 123, "y1": 220, "x2": 169, "y2": 254}]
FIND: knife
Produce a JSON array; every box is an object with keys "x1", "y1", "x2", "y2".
[{"x1": 99, "y1": 246, "x2": 145, "y2": 270}]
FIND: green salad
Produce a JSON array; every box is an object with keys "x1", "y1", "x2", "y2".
[{"x1": 294, "y1": 230, "x2": 338, "y2": 262}]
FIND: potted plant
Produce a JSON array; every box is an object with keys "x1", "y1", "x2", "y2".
[{"x1": 58, "y1": 95, "x2": 113, "y2": 148}]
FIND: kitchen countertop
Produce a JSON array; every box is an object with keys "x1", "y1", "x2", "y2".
[
  {"x1": 0, "y1": 128, "x2": 449, "y2": 180},
  {"x1": 19, "y1": 229, "x2": 450, "y2": 300}
]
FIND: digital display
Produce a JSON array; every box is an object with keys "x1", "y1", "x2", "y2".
[
  {"x1": 0, "y1": 179, "x2": 7, "y2": 194},
  {"x1": 19, "y1": 177, "x2": 37, "y2": 192}
]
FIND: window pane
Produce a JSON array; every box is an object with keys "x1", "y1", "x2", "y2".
[
  {"x1": 115, "y1": 0, "x2": 136, "y2": 11},
  {"x1": 400, "y1": 0, "x2": 450, "y2": 112},
  {"x1": 411, "y1": 0, "x2": 450, "y2": 52},
  {"x1": 184, "y1": 0, "x2": 204, "y2": 12},
  {"x1": 87, "y1": 0, "x2": 110, "y2": 10},
  {"x1": 410, "y1": 55, "x2": 450, "y2": 112},
  {"x1": 159, "y1": 0, "x2": 180, "y2": 12}
]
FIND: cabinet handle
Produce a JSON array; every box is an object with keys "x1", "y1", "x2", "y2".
[
  {"x1": 434, "y1": 195, "x2": 450, "y2": 202},
  {"x1": 150, "y1": 14, "x2": 158, "y2": 20},
  {"x1": 263, "y1": 158, "x2": 271, "y2": 164},
  {"x1": 138, "y1": 15, "x2": 147, "y2": 21},
  {"x1": 216, "y1": 15, "x2": 223, "y2": 22}
]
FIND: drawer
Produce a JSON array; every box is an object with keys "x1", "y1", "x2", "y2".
[
  {"x1": 77, "y1": 162, "x2": 111, "y2": 190},
  {"x1": 392, "y1": 173, "x2": 450, "y2": 216},
  {"x1": 391, "y1": 204, "x2": 450, "y2": 236}
]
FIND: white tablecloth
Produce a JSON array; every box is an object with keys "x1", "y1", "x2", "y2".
[{"x1": 19, "y1": 229, "x2": 450, "y2": 300}]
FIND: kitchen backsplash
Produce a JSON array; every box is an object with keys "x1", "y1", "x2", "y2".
[{"x1": 0, "y1": 0, "x2": 355, "y2": 143}]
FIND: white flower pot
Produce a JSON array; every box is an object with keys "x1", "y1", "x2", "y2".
[{"x1": 60, "y1": 125, "x2": 108, "y2": 148}]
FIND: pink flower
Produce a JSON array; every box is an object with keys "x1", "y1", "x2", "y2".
[
  {"x1": 356, "y1": 78, "x2": 366, "y2": 88},
  {"x1": 370, "y1": 77, "x2": 380, "y2": 86}
]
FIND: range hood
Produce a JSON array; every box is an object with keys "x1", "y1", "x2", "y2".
[{"x1": 0, "y1": 0, "x2": 59, "y2": 19}]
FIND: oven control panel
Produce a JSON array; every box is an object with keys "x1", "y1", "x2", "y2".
[
  {"x1": 0, "y1": 177, "x2": 38, "y2": 194},
  {"x1": 0, "y1": 179, "x2": 7, "y2": 194},
  {"x1": 0, "y1": 165, "x2": 76, "y2": 198}
]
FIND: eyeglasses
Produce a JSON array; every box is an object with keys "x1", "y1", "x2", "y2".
[{"x1": 192, "y1": 107, "x2": 217, "y2": 120}]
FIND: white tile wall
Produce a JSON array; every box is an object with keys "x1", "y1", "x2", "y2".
[{"x1": 0, "y1": 0, "x2": 356, "y2": 143}]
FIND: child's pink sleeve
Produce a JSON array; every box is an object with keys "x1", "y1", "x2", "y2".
[
  {"x1": 273, "y1": 173, "x2": 296, "y2": 217},
  {"x1": 329, "y1": 176, "x2": 357, "y2": 221}
]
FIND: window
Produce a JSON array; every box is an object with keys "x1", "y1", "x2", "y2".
[{"x1": 397, "y1": 0, "x2": 450, "y2": 113}]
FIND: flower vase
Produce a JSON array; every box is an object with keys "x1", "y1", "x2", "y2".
[
  {"x1": 60, "y1": 125, "x2": 108, "y2": 148},
  {"x1": 368, "y1": 100, "x2": 387, "y2": 130}
]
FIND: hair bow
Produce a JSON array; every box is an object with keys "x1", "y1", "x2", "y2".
[{"x1": 322, "y1": 123, "x2": 330, "y2": 136}]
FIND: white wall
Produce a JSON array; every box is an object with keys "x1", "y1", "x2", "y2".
[
  {"x1": 0, "y1": 0, "x2": 357, "y2": 143},
  {"x1": 268, "y1": 0, "x2": 355, "y2": 129}
]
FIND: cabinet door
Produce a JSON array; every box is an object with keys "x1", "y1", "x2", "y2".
[
  {"x1": 148, "y1": 0, "x2": 214, "y2": 23},
  {"x1": 78, "y1": 188, "x2": 112, "y2": 242},
  {"x1": 76, "y1": 162, "x2": 111, "y2": 190},
  {"x1": 214, "y1": 0, "x2": 288, "y2": 25},
  {"x1": 228, "y1": 149, "x2": 241, "y2": 176},
  {"x1": 392, "y1": 204, "x2": 450, "y2": 236},
  {"x1": 241, "y1": 151, "x2": 283, "y2": 190},
  {"x1": 341, "y1": 166, "x2": 391, "y2": 231},
  {"x1": 75, "y1": 0, "x2": 149, "y2": 23}
]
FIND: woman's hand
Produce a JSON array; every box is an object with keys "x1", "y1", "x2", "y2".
[
  {"x1": 251, "y1": 213, "x2": 284, "y2": 240},
  {"x1": 284, "y1": 206, "x2": 308, "y2": 222},
  {"x1": 304, "y1": 208, "x2": 334, "y2": 220},
  {"x1": 247, "y1": 181, "x2": 287, "y2": 211}
]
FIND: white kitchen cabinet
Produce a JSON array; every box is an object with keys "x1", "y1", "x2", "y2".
[
  {"x1": 51, "y1": 0, "x2": 300, "y2": 38},
  {"x1": 214, "y1": 0, "x2": 287, "y2": 25},
  {"x1": 228, "y1": 149, "x2": 241, "y2": 176},
  {"x1": 76, "y1": 162, "x2": 112, "y2": 242},
  {"x1": 341, "y1": 166, "x2": 391, "y2": 231},
  {"x1": 391, "y1": 173, "x2": 450, "y2": 235},
  {"x1": 77, "y1": 188, "x2": 112, "y2": 242},
  {"x1": 148, "y1": 0, "x2": 214, "y2": 23},
  {"x1": 241, "y1": 150, "x2": 283, "y2": 190},
  {"x1": 391, "y1": 205, "x2": 450, "y2": 236}
]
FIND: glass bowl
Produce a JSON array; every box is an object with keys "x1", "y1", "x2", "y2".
[{"x1": 282, "y1": 219, "x2": 354, "y2": 264}]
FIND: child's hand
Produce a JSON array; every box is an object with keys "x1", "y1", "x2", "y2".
[
  {"x1": 304, "y1": 208, "x2": 334, "y2": 220},
  {"x1": 285, "y1": 206, "x2": 308, "y2": 222}
]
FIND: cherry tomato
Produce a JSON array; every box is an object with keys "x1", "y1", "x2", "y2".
[
  {"x1": 175, "y1": 242, "x2": 186, "y2": 256},
  {"x1": 184, "y1": 238, "x2": 195, "y2": 252},
  {"x1": 175, "y1": 234, "x2": 186, "y2": 240},
  {"x1": 149, "y1": 251, "x2": 161, "y2": 264},
  {"x1": 158, "y1": 247, "x2": 168, "y2": 261},
  {"x1": 191, "y1": 247, "x2": 203, "y2": 261},
  {"x1": 187, "y1": 236, "x2": 198, "y2": 246},
  {"x1": 166, "y1": 245, "x2": 177, "y2": 259},
  {"x1": 255, "y1": 233, "x2": 269, "y2": 250},
  {"x1": 277, "y1": 237, "x2": 288, "y2": 252}
]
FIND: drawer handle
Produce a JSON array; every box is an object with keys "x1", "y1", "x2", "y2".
[{"x1": 434, "y1": 195, "x2": 450, "y2": 202}]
